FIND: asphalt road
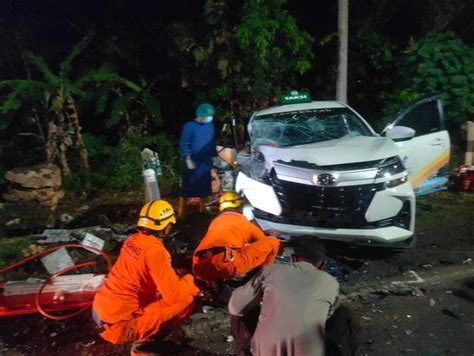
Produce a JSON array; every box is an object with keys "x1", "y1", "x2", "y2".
[{"x1": 354, "y1": 267, "x2": 474, "y2": 356}]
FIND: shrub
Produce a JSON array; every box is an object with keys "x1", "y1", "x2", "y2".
[
  {"x1": 385, "y1": 32, "x2": 474, "y2": 125},
  {"x1": 84, "y1": 128, "x2": 181, "y2": 193}
]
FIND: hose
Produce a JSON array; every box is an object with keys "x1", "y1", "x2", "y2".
[{"x1": 0, "y1": 244, "x2": 112, "y2": 320}]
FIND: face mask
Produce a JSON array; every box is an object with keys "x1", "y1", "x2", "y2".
[{"x1": 203, "y1": 116, "x2": 214, "y2": 123}]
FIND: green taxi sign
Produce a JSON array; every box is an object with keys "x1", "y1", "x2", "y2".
[{"x1": 279, "y1": 90, "x2": 311, "y2": 105}]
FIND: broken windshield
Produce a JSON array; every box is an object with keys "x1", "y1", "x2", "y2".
[{"x1": 250, "y1": 107, "x2": 374, "y2": 148}]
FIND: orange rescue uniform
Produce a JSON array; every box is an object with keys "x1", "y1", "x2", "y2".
[
  {"x1": 93, "y1": 231, "x2": 199, "y2": 344},
  {"x1": 192, "y1": 211, "x2": 280, "y2": 282}
]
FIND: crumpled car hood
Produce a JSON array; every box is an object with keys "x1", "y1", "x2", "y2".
[{"x1": 258, "y1": 136, "x2": 399, "y2": 168}]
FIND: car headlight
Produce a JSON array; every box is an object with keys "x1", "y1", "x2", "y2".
[{"x1": 376, "y1": 156, "x2": 407, "y2": 188}]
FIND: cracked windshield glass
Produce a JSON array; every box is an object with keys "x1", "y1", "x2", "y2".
[{"x1": 250, "y1": 108, "x2": 374, "y2": 148}]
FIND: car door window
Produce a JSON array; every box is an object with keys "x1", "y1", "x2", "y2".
[{"x1": 396, "y1": 100, "x2": 441, "y2": 137}]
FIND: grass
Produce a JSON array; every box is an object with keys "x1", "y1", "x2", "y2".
[
  {"x1": 0, "y1": 236, "x2": 37, "y2": 269},
  {"x1": 415, "y1": 189, "x2": 474, "y2": 253}
]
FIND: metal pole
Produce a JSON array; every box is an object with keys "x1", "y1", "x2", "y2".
[{"x1": 336, "y1": 0, "x2": 349, "y2": 103}]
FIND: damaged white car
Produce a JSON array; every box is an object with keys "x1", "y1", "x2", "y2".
[{"x1": 234, "y1": 91, "x2": 450, "y2": 247}]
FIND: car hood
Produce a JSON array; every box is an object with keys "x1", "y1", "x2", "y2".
[{"x1": 258, "y1": 136, "x2": 399, "y2": 168}]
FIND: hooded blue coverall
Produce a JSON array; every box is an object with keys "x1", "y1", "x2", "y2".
[{"x1": 179, "y1": 120, "x2": 217, "y2": 197}]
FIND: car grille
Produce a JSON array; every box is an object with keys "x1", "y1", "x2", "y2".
[{"x1": 265, "y1": 170, "x2": 384, "y2": 228}]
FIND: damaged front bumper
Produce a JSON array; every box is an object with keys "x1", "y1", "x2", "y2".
[
  {"x1": 236, "y1": 170, "x2": 416, "y2": 245},
  {"x1": 254, "y1": 218, "x2": 413, "y2": 245}
]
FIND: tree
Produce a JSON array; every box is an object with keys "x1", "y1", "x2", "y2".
[
  {"x1": 385, "y1": 32, "x2": 474, "y2": 125},
  {"x1": 98, "y1": 78, "x2": 162, "y2": 131},
  {"x1": 349, "y1": 30, "x2": 396, "y2": 124},
  {"x1": 0, "y1": 34, "x2": 136, "y2": 177},
  {"x1": 171, "y1": 0, "x2": 314, "y2": 119}
]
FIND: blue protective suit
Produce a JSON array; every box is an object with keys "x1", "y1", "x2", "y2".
[{"x1": 179, "y1": 120, "x2": 217, "y2": 197}]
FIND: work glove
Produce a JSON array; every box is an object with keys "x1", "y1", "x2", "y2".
[{"x1": 185, "y1": 156, "x2": 196, "y2": 170}]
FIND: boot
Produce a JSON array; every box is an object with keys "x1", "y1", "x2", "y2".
[{"x1": 177, "y1": 197, "x2": 186, "y2": 220}]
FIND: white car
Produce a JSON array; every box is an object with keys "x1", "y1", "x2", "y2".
[{"x1": 235, "y1": 92, "x2": 450, "y2": 247}]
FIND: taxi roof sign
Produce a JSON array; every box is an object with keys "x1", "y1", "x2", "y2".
[{"x1": 279, "y1": 90, "x2": 311, "y2": 105}]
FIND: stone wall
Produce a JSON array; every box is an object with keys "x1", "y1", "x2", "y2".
[{"x1": 3, "y1": 164, "x2": 64, "y2": 211}]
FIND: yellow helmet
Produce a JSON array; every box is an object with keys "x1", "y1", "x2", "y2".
[
  {"x1": 137, "y1": 200, "x2": 176, "y2": 231},
  {"x1": 219, "y1": 191, "x2": 242, "y2": 212}
]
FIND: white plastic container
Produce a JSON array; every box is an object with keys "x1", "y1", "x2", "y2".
[{"x1": 143, "y1": 168, "x2": 160, "y2": 202}]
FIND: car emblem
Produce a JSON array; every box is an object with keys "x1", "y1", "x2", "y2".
[{"x1": 316, "y1": 173, "x2": 336, "y2": 186}]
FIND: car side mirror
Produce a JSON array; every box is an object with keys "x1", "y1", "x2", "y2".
[{"x1": 385, "y1": 126, "x2": 416, "y2": 141}]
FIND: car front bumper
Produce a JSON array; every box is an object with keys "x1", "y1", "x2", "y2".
[
  {"x1": 255, "y1": 218, "x2": 414, "y2": 244},
  {"x1": 237, "y1": 170, "x2": 416, "y2": 245}
]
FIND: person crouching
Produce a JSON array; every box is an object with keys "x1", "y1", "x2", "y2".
[
  {"x1": 92, "y1": 200, "x2": 199, "y2": 353},
  {"x1": 228, "y1": 236, "x2": 341, "y2": 356},
  {"x1": 192, "y1": 191, "x2": 280, "y2": 286}
]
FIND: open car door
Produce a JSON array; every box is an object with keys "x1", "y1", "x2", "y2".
[{"x1": 383, "y1": 94, "x2": 451, "y2": 195}]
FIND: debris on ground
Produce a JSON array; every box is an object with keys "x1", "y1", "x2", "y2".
[
  {"x1": 36, "y1": 226, "x2": 127, "y2": 245},
  {"x1": 1, "y1": 274, "x2": 105, "y2": 317},
  {"x1": 80, "y1": 233, "x2": 105, "y2": 254},
  {"x1": 37, "y1": 229, "x2": 75, "y2": 244},
  {"x1": 40, "y1": 247, "x2": 75, "y2": 274},
  {"x1": 202, "y1": 306, "x2": 215, "y2": 314},
  {"x1": 354, "y1": 285, "x2": 426, "y2": 304},
  {"x1": 325, "y1": 257, "x2": 362, "y2": 282},
  {"x1": 441, "y1": 304, "x2": 463, "y2": 320}
]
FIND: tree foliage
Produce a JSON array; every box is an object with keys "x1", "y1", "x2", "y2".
[
  {"x1": 349, "y1": 30, "x2": 395, "y2": 124},
  {"x1": 171, "y1": 0, "x2": 313, "y2": 118},
  {"x1": 0, "y1": 33, "x2": 123, "y2": 176},
  {"x1": 0, "y1": 32, "x2": 163, "y2": 180},
  {"x1": 386, "y1": 32, "x2": 474, "y2": 124},
  {"x1": 101, "y1": 78, "x2": 162, "y2": 130}
]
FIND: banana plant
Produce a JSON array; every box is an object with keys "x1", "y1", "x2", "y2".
[
  {"x1": 97, "y1": 78, "x2": 162, "y2": 130},
  {"x1": 0, "y1": 33, "x2": 137, "y2": 177}
]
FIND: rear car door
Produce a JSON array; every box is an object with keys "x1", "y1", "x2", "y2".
[{"x1": 383, "y1": 95, "x2": 451, "y2": 195}]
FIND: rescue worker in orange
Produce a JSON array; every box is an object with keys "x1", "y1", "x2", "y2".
[
  {"x1": 192, "y1": 191, "x2": 281, "y2": 283},
  {"x1": 92, "y1": 200, "x2": 199, "y2": 350}
]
